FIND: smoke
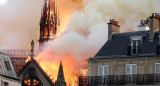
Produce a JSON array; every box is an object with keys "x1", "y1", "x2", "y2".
[
  {"x1": 0, "y1": 0, "x2": 83, "y2": 49},
  {"x1": 56, "y1": 0, "x2": 84, "y2": 34},
  {"x1": 0, "y1": 0, "x2": 44, "y2": 49},
  {"x1": 36, "y1": 0, "x2": 160, "y2": 84},
  {"x1": 39, "y1": 0, "x2": 160, "y2": 61},
  {"x1": 0, "y1": 0, "x2": 160, "y2": 84}
]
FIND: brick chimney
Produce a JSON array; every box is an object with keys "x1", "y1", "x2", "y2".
[
  {"x1": 108, "y1": 19, "x2": 120, "y2": 40},
  {"x1": 149, "y1": 13, "x2": 160, "y2": 40}
]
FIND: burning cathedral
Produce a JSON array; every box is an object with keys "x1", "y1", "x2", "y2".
[
  {"x1": 0, "y1": 0, "x2": 66, "y2": 86},
  {"x1": 39, "y1": 0, "x2": 60, "y2": 50},
  {"x1": 18, "y1": 0, "x2": 66, "y2": 86}
]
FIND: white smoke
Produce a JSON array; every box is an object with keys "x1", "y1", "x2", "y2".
[
  {"x1": 40, "y1": 0, "x2": 160, "y2": 60},
  {"x1": 0, "y1": 0, "x2": 44, "y2": 49},
  {"x1": 35, "y1": 0, "x2": 160, "y2": 84}
]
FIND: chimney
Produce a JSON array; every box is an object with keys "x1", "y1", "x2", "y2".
[
  {"x1": 108, "y1": 19, "x2": 120, "y2": 40},
  {"x1": 149, "y1": 13, "x2": 160, "y2": 40},
  {"x1": 138, "y1": 19, "x2": 150, "y2": 31}
]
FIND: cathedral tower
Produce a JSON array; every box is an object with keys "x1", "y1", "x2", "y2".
[{"x1": 39, "y1": 0, "x2": 59, "y2": 50}]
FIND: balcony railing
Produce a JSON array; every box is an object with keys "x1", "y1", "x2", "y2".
[{"x1": 79, "y1": 74, "x2": 160, "y2": 86}]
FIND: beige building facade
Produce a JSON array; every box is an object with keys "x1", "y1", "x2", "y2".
[
  {"x1": 88, "y1": 13, "x2": 160, "y2": 86},
  {"x1": 0, "y1": 76, "x2": 21, "y2": 86},
  {"x1": 89, "y1": 57, "x2": 160, "y2": 76}
]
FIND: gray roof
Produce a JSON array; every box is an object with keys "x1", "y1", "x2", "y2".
[
  {"x1": 95, "y1": 31, "x2": 160, "y2": 58},
  {"x1": 0, "y1": 51, "x2": 19, "y2": 80}
]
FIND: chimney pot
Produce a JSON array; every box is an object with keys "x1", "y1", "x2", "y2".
[
  {"x1": 149, "y1": 13, "x2": 160, "y2": 40},
  {"x1": 138, "y1": 19, "x2": 150, "y2": 31},
  {"x1": 108, "y1": 19, "x2": 120, "y2": 40}
]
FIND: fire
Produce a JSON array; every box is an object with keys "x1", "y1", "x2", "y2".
[
  {"x1": 25, "y1": 56, "x2": 32, "y2": 63},
  {"x1": 55, "y1": 0, "x2": 84, "y2": 35},
  {"x1": 24, "y1": 79, "x2": 40, "y2": 86},
  {"x1": 34, "y1": 0, "x2": 86, "y2": 85},
  {"x1": 35, "y1": 55, "x2": 88, "y2": 86}
]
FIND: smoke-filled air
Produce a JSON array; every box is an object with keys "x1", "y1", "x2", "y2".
[
  {"x1": 1, "y1": 0, "x2": 160, "y2": 85},
  {"x1": 36, "y1": 0, "x2": 160, "y2": 85}
]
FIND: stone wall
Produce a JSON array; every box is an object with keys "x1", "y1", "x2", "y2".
[
  {"x1": 88, "y1": 57, "x2": 160, "y2": 76},
  {"x1": 0, "y1": 76, "x2": 21, "y2": 86}
]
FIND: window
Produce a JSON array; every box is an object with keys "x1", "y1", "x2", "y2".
[
  {"x1": 4, "y1": 82, "x2": 9, "y2": 86},
  {"x1": 23, "y1": 78, "x2": 40, "y2": 86},
  {"x1": 98, "y1": 65, "x2": 109, "y2": 76},
  {"x1": 155, "y1": 63, "x2": 160, "y2": 74},
  {"x1": 4, "y1": 61, "x2": 11, "y2": 70},
  {"x1": 126, "y1": 64, "x2": 137, "y2": 75},
  {"x1": 130, "y1": 36, "x2": 143, "y2": 55}
]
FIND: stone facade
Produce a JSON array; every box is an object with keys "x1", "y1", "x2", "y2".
[
  {"x1": 18, "y1": 58, "x2": 54, "y2": 86},
  {"x1": 0, "y1": 76, "x2": 21, "y2": 86},
  {"x1": 88, "y1": 57, "x2": 160, "y2": 76}
]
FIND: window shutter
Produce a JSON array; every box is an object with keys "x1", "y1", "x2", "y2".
[
  {"x1": 138, "y1": 40, "x2": 141, "y2": 46},
  {"x1": 132, "y1": 64, "x2": 137, "y2": 74},
  {"x1": 104, "y1": 65, "x2": 109, "y2": 75},
  {"x1": 155, "y1": 63, "x2": 160, "y2": 74},
  {"x1": 98, "y1": 66, "x2": 103, "y2": 76},
  {"x1": 126, "y1": 64, "x2": 131, "y2": 75},
  {"x1": 133, "y1": 41, "x2": 136, "y2": 46}
]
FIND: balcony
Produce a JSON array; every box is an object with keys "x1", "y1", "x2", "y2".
[{"x1": 79, "y1": 74, "x2": 160, "y2": 86}]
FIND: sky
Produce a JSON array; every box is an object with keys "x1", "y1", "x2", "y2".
[
  {"x1": 0, "y1": 0, "x2": 160, "y2": 49},
  {"x1": 0, "y1": 0, "x2": 83, "y2": 49}
]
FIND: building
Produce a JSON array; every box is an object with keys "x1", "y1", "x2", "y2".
[
  {"x1": 39, "y1": 0, "x2": 59, "y2": 50},
  {"x1": 18, "y1": 40, "x2": 55, "y2": 86},
  {"x1": 0, "y1": 0, "x2": 63, "y2": 85},
  {"x1": 18, "y1": 58, "x2": 66, "y2": 86},
  {"x1": 0, "y1": 0, "x2": 60, "y2": 73},
  {"x1": 18, "y1": 57, "x2": 55, "y2": 86},
  {"x1": 0, "y1": 49, "x2": 31, "y2": 73},
  {"x1": 18, "y1": 40, "x2": 66, "y2": 86},
  {"x1": 0, "y1": 51, "x2": 21, "y2": 86},
  {"x1": 88, "y1": 13, "x2": 160, "y2": 86}
]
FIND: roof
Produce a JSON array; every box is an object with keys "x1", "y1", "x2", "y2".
[
  {"x1": 94, "y1": 31, "x2": 160, "y2": 58},
  {"x1": 0, "y1": 51, "x2": 19, "y2": 80},
  {"x1": 0, "y1": 74, "x2": 20, "y2": 81},
  {"x1": 18, "y1": 58, "x2": 54, "y2": 86}
]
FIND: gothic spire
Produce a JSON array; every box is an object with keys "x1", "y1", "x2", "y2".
[
  {"x1": 39, "y1": 0, "x2": 59, "y2": 51},
  {"x1": 55, "y1": 60, "x2": 66, "y2": 86}
]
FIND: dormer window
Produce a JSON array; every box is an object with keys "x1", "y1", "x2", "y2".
[
  {"x1": 130, "y1": 36, "x2": 143, "y2": 55},
  {"x1": 4, "y1": 61, "x2": 11, "y2": 70}
]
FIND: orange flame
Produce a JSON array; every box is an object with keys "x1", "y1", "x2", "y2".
[
  {"x1": 25, "y1": 56, "x2": 32, "y2": 63},
  {"x1": 35, "y1": 0, "x2": 85, "y2": 85},
  {"x1": 35, "y1": 55, "x2": 88, "y2": 86}
]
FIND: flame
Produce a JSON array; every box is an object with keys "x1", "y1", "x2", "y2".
[
  {"x1": 25, "y1": 56, "x2": 32, "y2": 63},
  {"x1": 35, "y1": 0, "x2": 86, "y2": 85},
  {"x1": 56, "y1": 0, "x2": 84, "y2": 35},
  {"x1": 35, "y1": 55, "x2": 88, "y2": 86}
]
